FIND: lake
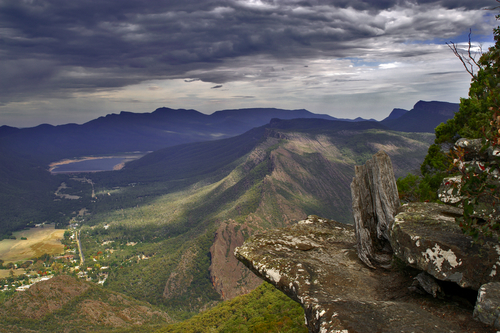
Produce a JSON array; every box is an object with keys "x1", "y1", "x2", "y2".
[{"x1": 49, "y1": 153, "x2": 147, "y2": 174}]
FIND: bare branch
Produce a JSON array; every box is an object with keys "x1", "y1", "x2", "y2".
[
  {"x1": 467, "y1": 30, "x2": 481, "y2": 69},
  {"x1": 446, "y1": 29, "x2": 483, "y2": 78},
  {"x1": 446, "y1": 42, "x2": 474, "y2": 77}
]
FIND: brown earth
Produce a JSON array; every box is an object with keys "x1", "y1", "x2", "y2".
[
  {"x1": 0, "y1": 275, "x2": 171, "y2": 331},
  {"x1": 0, "y1": 225, "x2": 65, "y2": 263}
]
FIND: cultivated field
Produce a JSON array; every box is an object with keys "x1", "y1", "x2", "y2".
[{"x1": 0, "y1": 224, "x2": 65, "y2": 263}]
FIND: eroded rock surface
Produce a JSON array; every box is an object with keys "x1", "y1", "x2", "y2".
[
  {"x1": 474, "y1": 282, "x2": 500, "y2": 328},
  {"x1": 391, "y1": 202, "x2": 500, "y2": 290},
  {"x1": 235, "y1": 215, "x2": 489, "y2": 332},
  {"x1": 351, "y1": 150, "x2": 400, "y2": 269},
  {"x1": 438, "y1": 138, "x2": 500, "y2": 221}
]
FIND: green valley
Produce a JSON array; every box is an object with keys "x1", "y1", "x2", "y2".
[{"x1": 0, "y1": 116, "x2": 436, "y2": 332}]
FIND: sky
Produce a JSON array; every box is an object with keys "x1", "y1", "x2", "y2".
[{"x1": 0, "y1": 0, "x2": 498, "y2": 128}]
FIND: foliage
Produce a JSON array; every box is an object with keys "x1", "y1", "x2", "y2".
[
  {"x1": 420, "y1": 19, "x2": 500, "y2": 187},
  {"x1": 158, "y1": 282, "x2": 307, "y2": 333},
  {"x1": 416, "y1": 16, "x2": 500, "y2": 239},
  {"x1": 451, "y1": 107, "x2": 500, "y2": 241},
  {"x1": 396, "y1": 173, "x2": 437, "y2": 203},
  {"x1": 0, "y1": 275, "x2": 171, "y2": 332}
]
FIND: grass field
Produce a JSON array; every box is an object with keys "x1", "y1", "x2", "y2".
[
  {"x1": 0, "y1": 224, "x2": 65, "y2": 263},
  {"x1": 0, "y1": 268, "x2": 26, "y2": 278}
]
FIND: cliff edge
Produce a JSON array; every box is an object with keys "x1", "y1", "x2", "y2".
[{"x1": 235, "y1": 149, "x2": 497, "y2": 332}]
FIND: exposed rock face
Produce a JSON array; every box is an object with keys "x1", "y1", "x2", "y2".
[
  {"x1": 209, "y1": 222, "x2": 262, "y2": 300},
  {"x1": 474, "y1": 282, "x2": 500, "y2": 328},
  {"x1": 438, "y1": 137, "x2": 500, "y2": 220},
  {"x1": 235, "y1": 148, "x2": 500, "y2": 332},
  {"x1": 235, "y1": 216, "x2": 487, "y2": 332},
  {"x1": 390, "y1": 202, "x2": 500, "y2": 290},
  {"x1": 350, "y1": 150, "x2": 400, "y2": 269}
]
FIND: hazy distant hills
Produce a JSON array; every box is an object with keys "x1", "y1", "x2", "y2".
[
  {"x1": 0, "y1": 107, "x2": 334, "y2": 164},
  {"x1": 0, "y1": 101, "x2": 458, "y2": 165}
]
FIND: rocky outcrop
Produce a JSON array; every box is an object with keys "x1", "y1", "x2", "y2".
[
  {"x1": 438, "y1": 138, "x2": 500, "y2": 220},
  {"x1": 235, "y1": 147, "x2": 500, "y2": 332},
  {"x1": 350, "y1": 150, "x2": 400, "y2": 269},
  {"x1": 390, "y1": 202, "x2": 500, "y2": 289},
  {"x1": 235, "y1": 215, "x2": 493, "y2": 332},
  {"x1": 474, "y1": 282, "x2": 500, "y2": 329}
]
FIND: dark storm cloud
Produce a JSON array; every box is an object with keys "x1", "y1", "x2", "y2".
[
  {"x1": 0, "y1": 0, "x2": 496, "y2": 106},
  {"x1": 417, "y1": 0, "x2": 496, "y2": 10}
]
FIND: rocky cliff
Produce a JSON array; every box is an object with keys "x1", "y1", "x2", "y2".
[{"x1": 235, "y1": 149, "x2": 499, "y2": 332}]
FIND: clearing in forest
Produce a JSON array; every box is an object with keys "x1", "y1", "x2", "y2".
[{"x1": 0, "y1": 224, "x2": 65, "y2": 263}]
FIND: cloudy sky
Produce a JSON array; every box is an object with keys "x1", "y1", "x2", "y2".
[{"x1": 0, "y1": 0, "x2": 498, "y2": 127}]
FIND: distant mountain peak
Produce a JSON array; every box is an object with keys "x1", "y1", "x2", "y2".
[
  {"x1": 412, "y1": 100, "x2": 459, "y2": 116},
  {"x1": 381, "y1": 100, "x2": 459, "y2": 132},
  {"x1": 383, "y1": 108, "x2": 408, "y2": 122}
]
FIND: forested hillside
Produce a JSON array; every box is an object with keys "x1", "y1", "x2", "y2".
[
  {"x1": 66, "y1": 118, "x2": 435, "y2": 319},
  {"x1": 0, "y1": 102, "x2": 456, "y2": 239}
]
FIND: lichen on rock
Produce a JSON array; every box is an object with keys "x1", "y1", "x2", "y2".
[
  {"x1": 390, "y1": 202, "x2": 500, "y2": 290},
  {"x1": 235, "y1": 215, "x2": 488, "y2": 332}
]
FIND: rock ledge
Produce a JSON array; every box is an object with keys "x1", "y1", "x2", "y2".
[{"x1": 235, "y1": 215, "x2": 492, "y2": 332}]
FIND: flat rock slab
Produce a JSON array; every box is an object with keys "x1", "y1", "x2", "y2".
[
  {"x1": 391, "y1": 202, "x2": 500, "y2": 290},
  {"x1": 235, "y1": 216, "x2": 492, "y2": 332}
]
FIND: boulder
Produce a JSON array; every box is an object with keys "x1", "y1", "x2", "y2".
[
  {"x1": 350, "y1": 150, "x2": 400, "y2": 269},
  {"x1": 439, "y1": 137, "x2": 500, "y2": 221},
  {"x1": 390, "y1": 202, "x2": 500, "y2": 290},
  {"x1": 409, "y1": 272, "x2": 444, "y2": 298},
  {"x1": 474, "y1": 282, "x2": 500, "y2": 328},
  {"x1": 235, "y1": 215, "x2": 489, "y2": 332}
]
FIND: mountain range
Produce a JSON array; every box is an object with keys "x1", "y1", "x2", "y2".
[
  {"x1": 0, "y1": 100, "x2": 456, "y2": 330},
  {"x1": 0, "y1": 100, "x2": 457, "y2": 237},
  {"x1": 0, "y1": 100, "x2": 457, "y2": 165}
]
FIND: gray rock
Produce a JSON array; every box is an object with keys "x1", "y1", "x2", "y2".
[
  {"x1": 390, "y1": 202, "x2": 500, "y2": 290},
  {"x1": 448, "y1": 138, "x2": 500, "y2": 223},
  {"x1": 437, "y1": 176, "x2": 462, "y2": 204},
  {"x1": 455, "y1": 137, "x2": 500, "y2": 163},
  {"x1": 455, "y1": 138, "x2": 487, "y2": 161},
  {"x1": 350, "y1": 150, "x2": 400, "y2": 269},
  {"x1": 474, "y1": 282, "x2": 500, "y2": 328},
  {"x1": 409, "y1": 272, "x2": 443, "y2": 298},
  {"x1": 235, "y1": 215, "x2": 481, "y2": 332}
]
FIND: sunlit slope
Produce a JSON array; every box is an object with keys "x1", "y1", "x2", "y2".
[
  {"x1": 79, "y1": 119, "x2": 433, "y2": 318},
  {"x1": 157, "y1": 283, "x2": 307, "y2": 333},
  {"x1": 0, "y1": 275, "x2": 171, "y2": 333}
]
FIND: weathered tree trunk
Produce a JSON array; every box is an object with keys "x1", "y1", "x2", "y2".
[{"x1": 350, "y1": 150, "x2": 400, "y2": 269}]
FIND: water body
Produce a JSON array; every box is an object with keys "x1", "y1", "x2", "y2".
[{"x1": 51, "y1": 155, "x2": 145, "y2": 173}]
